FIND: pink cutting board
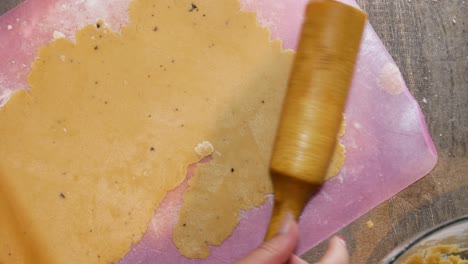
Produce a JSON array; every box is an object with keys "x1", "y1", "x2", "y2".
[{"x1": 0, "y1": 0, "x2": 438, "y2": 263}]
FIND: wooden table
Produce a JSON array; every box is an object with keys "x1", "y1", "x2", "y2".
[{"x1": 2, "y1": 0, "x2": 467, "y2": 263}]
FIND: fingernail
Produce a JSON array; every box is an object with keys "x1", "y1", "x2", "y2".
[
  {"x1": 336, "y1": 235, "x2": 346, "y2": 247},
  {"x1": 278, "y1": 212, "x2": 294, "y2": 235}
]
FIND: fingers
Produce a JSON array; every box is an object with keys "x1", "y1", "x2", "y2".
[
  {"x1": 234, "y1": 218, "x2": 349, "y2": 264},
  {"x1": 234, "y1": 213, "x2": 299, "y2": 264},
  {"x1": 315, "y1": 236, "x2": 350, "y2": 264}
]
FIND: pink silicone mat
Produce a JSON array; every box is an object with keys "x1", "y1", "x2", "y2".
[{"x1": 0, "y1": 0, "x2": 438, "y2": 263}]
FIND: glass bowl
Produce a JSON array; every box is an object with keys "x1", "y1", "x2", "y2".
[{"x1": 380, "y1": 215, "x2": 468, "y2": 264}]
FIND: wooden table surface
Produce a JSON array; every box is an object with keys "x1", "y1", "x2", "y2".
[{"x1": 1, "y1": 0, "x2": 467, "y2": 263}]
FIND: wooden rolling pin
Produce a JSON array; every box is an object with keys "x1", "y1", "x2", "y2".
[{"x1": 266, "y1": 0, "x2": 367, "y2": 239}]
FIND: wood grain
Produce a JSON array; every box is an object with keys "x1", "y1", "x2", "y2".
[
  {"x1": 1, "y1": 0, "x2": 467, "y2": 263},
  {"x1": 267, "y1": 1, "x2": 366, "y2": 239}
]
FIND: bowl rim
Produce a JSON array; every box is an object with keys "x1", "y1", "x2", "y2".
[{"x1": 380, "y1": 214, "x2": 468, "y2": 264}]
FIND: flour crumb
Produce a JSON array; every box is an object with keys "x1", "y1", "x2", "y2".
[
  {"x1": 452, "y1": 18, "x2": 457, "y2": 24},
  {"x1": 378, "y1": 63, "x2": 404, "y2": 95},
  {"x1": 53, "y1": 30, "x2": 66, "y2": 40},
  {"x1": 194, "y1": 141, "x2": 214, "y2": 156},
  {"x1": 7, "y1": 25, "x2": 13, "y2": 30},
  {"x1": 422, "y1": 98, "x2": 428, "y2": 104},
  {"x1": 337, "y1": 174, "x2": 344, "y2": 184},
  {"x1": 366, "y1": 220, "x2": 374, "y2": 229}
]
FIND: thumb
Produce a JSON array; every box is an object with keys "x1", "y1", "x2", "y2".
[
  {"x1": 234, "y1": 213, "x2": 299, "y2": 264},
  {"x1": 316, "y1": 236, "x2": 350, "y2": 264}
]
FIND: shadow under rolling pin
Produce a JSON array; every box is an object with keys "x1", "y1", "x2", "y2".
[{"x1": 266, "y1": 0, "x2": 367, "y2": 240}]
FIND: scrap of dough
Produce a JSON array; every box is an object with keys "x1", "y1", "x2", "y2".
[
  {"x1": 194, "y1": 141, "x2": 215, "y2": 156},
  {"x1": 0, "y1": 0, "x2": 346, "y2": 263}
]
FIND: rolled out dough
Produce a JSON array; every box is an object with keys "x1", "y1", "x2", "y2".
[{"x1": 0, "y1": 0, "x2": 345, "y2": 262}]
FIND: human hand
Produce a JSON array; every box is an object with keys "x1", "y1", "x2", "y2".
[{"x1": 234, "y1": 214, "x2": 349, "y2": 264}]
